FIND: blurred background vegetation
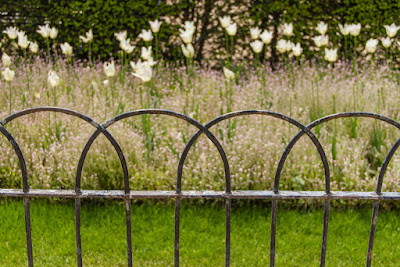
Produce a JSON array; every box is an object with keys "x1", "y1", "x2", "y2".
[{"x1": 1, "y1": 0, "x2": 400, "y2": 65}]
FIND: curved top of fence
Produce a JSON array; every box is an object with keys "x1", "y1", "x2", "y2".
[
  {"x1": 77, "y1": 109, "x2": 231, "y2": 194},
  {"x1": 275, "y1": 112, "x2": 400, "y2": 194},
  {"x1": 0, "y1": 107, "x2": 129, "y2": 194},
  {"x1": 177, "y1": 110, "x2": 330, "y2": 193}
]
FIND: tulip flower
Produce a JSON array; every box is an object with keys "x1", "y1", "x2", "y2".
[
  {"x1": 3, "y1": 67, "x2": 15, "y2": 113},
  {"x1": 349, "y1": 23, "x2": 361, "y2": 36},
  {"x1": 28, "y1": 41, "x2": 38, "y2": 53},
  {"x1": 79, "y1": 29, "x2": 93, "y2": 43},
  {"x1": 104, "y1": 60, "x2": 116, "y2": 77},
  {"x1": 179, "y1": 28, "x2": 194, "y2": 44},
  {"x1": 316, "y1": 21, "x2": 328, "y2": 35},
  {"x1": 276, "y1": 39, "x2": 292, "y2": 53},
  {"x1": 223, "y1": 67, "x2": 235, "y2": 80},
  {"x1": 114, "y1": 30, "x2": 127, "y2": 42},
  {"x1": 313, "y1": 35, "x2": 329, "y2": 48},
  {"x1": 226, "y1": 22, "x2": 237, "y2": 36},
  {"x1": 3, "y1": 26, "x2": 18, "y2": 39},
  {"x1": 381, "y1": 37, "x2": 392, "y2": 48},
  {"x1": 181, "y1": 43, "x2": 195, "y2": 58},
  {"x1": 37, "y1": 24, "x2": 51, "y2": 39},
  {"x1": 250, "y1": 40, "x2": 264, "y2": 53},
  {"x1": 183, "y1": 21, "x2": 196, "y2": 34},
  {"x1": 131, "y1": 60, "x2": 152, "y2": 82},
  {"x1": 365, "y1": 38, "x2": 378, "y2": 53},
  {"x1": 282, "y1": 23, "x2": 294, "y2": 36},
  {"x1": 17, "y1": 32, "x2": 29, "y2": 49},
  {"x1": 48, "y1": 70, "x2": 60, "y2": 88},
  {"x1": 324, "y1": 48, "x2": 338, "y2": 62},
  {"x1": 60, "y1": 42, "x2": 73, "y2": 56},
  {"x1": 2, "y1": 67, "x2": 15, "y2": 82},
  {"x1": 149, "y1": 19, "x2": 162, "y2": 33},
  {"x1": 384, "y1": 23, "x2": 400, "y2": 38},
  {"x1": 2, "y1": 53, "x2": 11, "y2": 67},
  {"x1": 250, "y1": 27, "x2": 261, "y2": 40},
  {"x1": 219, "y1": 16, "x2": 232, "y2": 29},
  {"x1": 292, "y1": 43, "x2": 303, "y2": 57},
  {"x1": 141, "y1": 46, "x2": 152, "y2": 60},
  {"x1": 139, "y1": 29, "x2": 153, "y2": 42},
  {"x1": 119, "y1": 38, "x2": 135, "y2": 54},
  {"x1": 260, "y1": 30, "x2": 273, "y2": 44},
  {"x1": 339, "y1": 24, "x2": 351, "y2": 35},
  {"x1": 50, "y1": 27, "x2": 58, "y2": 39}
]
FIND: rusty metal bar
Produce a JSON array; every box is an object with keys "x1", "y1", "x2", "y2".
[
  {"x1": 3, "y1": 189, "x2": 400, "y2": 200},
  {"x1": 225, "y1": 198, "x2": 231, "y2": 267},
  {"x1": 320, "y1": 199, "x2": 330, "y2": 267},
  {"x1": 270, "y1": 199, "x2": 278, "y2": 267}
]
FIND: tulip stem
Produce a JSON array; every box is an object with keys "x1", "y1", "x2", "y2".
[{"x1": 8, "y1": 81, "x2": 11, "y2": 114}]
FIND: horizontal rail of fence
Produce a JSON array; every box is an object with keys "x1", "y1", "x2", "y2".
[{"x1": 1, "y1": 107, "x2": 400, "y2": 267}]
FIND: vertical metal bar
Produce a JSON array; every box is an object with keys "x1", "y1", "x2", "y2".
[
  {"x1": 270, "y1": 199, "x2": 278, "y2": 267},
  {"x1": 225, "y1": 198, "x2": 231, "y2": 267},
  {"x1": 24, "y1": 197, "x2": 33, "y2": 267},
  {"x1": 174, "y1": 198, "x2": 181, "y2": 267},
  {"x1": 125, "y1": 199, "x2": 132, "y2": 267},
  {"x1": 320, "y1": 199, "x2": 330, "y2": 267},
  {"x1": 366, "y1": 200, "x2": 380, "y2": 267},
  {"x1": 75, "y1": 198, "x2": 82, "y2": 267}
]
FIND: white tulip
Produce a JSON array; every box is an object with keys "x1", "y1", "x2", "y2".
[
  {"x1": 114, "y1": 30, "x2": 127, "y2": 42},
  {"x1": 250, "y1": 40, "x2": 264, "y2": 53},
  {"x1": 349, "y1": 23, "x2": 361, "y2": 36},
  {"x1": 17, "y1": 32, "x2": 29, "y2": 49},
  {"x1": 2, "y1": 53, "x2": 11, "y2": 67},
  {"x1": 131, "y1": 60, "x2": 152, "y2": 82},
  {"x1": 339, "y1": 24, "x2": 351, "y2": 36},
  {"x1": 219, "y1": 16, "x2": 232, "y2": 29},
  {"x1": 60, "y1": 42, "x2": 73, "y2": 56},
  {"x1": 104, "y1": 60, "x2": 116, "y2": 77},
  {"x1": 324, "y1": 48, "x2": 338, "y2": 62},
  {"x1": 183, "y1": 21, "x2": 196, "y2": 35},
  {"x1": 79, "y1": 29, "x2": 93, "y2": 43},
  {"x1": 29, "y1": 41, "x2": 39, "y2": 53},
  {"x1": 181, "y1": 43, "x2": 195, "y2": 58},
  {"x1": 282, "y1": 23, "x2": 293, "y2": 36},
  {"x1": 260, "y1": 30, "x2": 273, "y2": 44},
  {"x1": 223, "y1": 67, "x2": 235, "y2": 80},
  {"x1": 292, "y1": 43, "x2": 303, "y2": 57},
  {"x1": 276, "y1": 39, "x2": 290, "y2": 53},
  {"x1": 3, "y1": 26, "x2": 18, "y2": 39},
  {"x1": 316, "y1": 21, "x2": 328, "y2": 35},
  {"x1": 226, "y1": 22, "x2": 237, "y2": 36},
  {"x1": 313, "y1": 35, "x2": 329, "y2": 47},
  {"x1": 2, "y1": 67, "x2": 15, "y2": 81},
  {"x1": 250, "y1": 27, "x2": 261, "y2": 40},
  {"x1": 384, "y1": 23, "x2": 400, "y2": 38},
  {"x1": 179, "y1": 28, "x2": 194, "y2": 44},
  {"x1": 47, "y1": 71, "x2": 60, "y2": 87},
  {"x1": 139, "y1": 29, "x2": 153, "y2": 42},
  {"x1": 141, "y1": 46, "x2": 152, "y2": 60},
  {"x1": 149, "y1": 19, "x2": 162, "y2": 33},
  {"x1": 381, "y1": 37, "x2": 392, "y2": 48},
  {"x1": 365, "y1": 38, "x2": 378, "y2": 53},
  {"x1": 50, "y1": 27, "x2": 58, "y2": 39},
  {"x1": 119, "y1": 38, "x2": 135, "y2": 54},
  {"x1": 37, "y1": 24, "x2": 51, "y2": 39}
]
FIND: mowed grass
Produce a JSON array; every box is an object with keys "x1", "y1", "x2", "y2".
[{"x1": 1, "y1": 200, "x2": 400, "y2": 266}]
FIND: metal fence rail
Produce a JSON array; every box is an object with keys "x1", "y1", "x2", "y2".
[{"x1": 1, "y1": 107, "x2": 400, "y2": 267}]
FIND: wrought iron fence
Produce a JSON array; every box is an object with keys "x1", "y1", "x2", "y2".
[{"x1": 1, "y1": 107, "x2": 400, "y2": 267}]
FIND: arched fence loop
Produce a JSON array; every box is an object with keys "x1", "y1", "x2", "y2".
[
  {"x1": 0, "y1": 107, "x2": 130, "y2": 267},
  {"x1": 79, "y1": 109, "x2": 230, "y2": 267},
  {"x1": 2, "y1": 108, "x2": 400, "y2": 267}
]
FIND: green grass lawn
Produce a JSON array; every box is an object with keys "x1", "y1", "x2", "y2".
[{"x1": 1, "y1": 199, "x2": 400, "y2": 266}]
